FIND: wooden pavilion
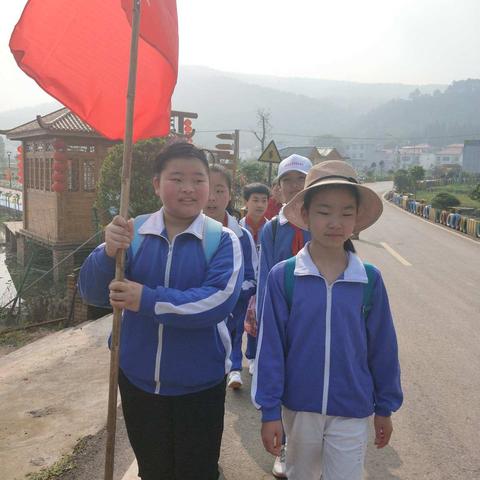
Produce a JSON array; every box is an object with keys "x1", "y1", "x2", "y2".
[{"x1": 1, "y1": 107, "x2": 197, "y2": 282}]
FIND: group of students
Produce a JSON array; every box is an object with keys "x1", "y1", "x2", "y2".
[{"x1": 79, "y1": 141, "x2": 403, "y2": 480}]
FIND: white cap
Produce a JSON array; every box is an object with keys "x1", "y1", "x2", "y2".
[{"x1": 277, "y1": 154, "x2": 312, "y2": 180}]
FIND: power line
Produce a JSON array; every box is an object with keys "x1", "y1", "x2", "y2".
[{"x1": 195, "y1": 129, "x2": 480, "y2": 142}]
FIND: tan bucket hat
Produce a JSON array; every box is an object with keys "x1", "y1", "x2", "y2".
[{"x1": 283, "y1": 160, "x2": 383, "y2": 232}]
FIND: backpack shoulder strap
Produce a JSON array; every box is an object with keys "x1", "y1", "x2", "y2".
[
  {"x1": 271, "y1": 216, "x2": 279, "y2": 243},
  {"x1": 362, "y1": 263, "x2": 376, "y2": 319},
  {"x1": 284, "y1": 256, "x2": 296, "y2": 310},
  {"x1": 131, "y1": 214, "x2": 152, "y2": 257},
  {"x1": 203, "y1": 216, "x2": 223, "y2": 264}
]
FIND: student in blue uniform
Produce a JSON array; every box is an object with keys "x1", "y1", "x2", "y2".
[
  {"x1": 78, "y1": 142, "x2": 243, "y2": 480},
  {"x1": 255, "y1": 154, "x2": 312, "y2": 478},
  {"x1": 239, "y1": 182, "x2": 270, "y2": 373},
  {"x1": 205, "y1": 164, "x2": 257, "y2": 390},
  {"x1": 253, "y1": 160, "x2": 403, "y2": 480},
  {"x1": 256, "y1": 154, "x2": 313, "y2": 324},
  {"x1": 239, "y1": 182, "x2": 270, "y2": 249}
]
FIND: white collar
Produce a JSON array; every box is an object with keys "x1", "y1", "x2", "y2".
[
  {"x1": 225, "y1": 212, "x2": 243, "y2": 237},
  {"x1": 278, "y1": 205, "x2": 288, "y2": 225},
  {"x1": 294, "y1": 243, "x2": 368, "y2": 283},
  {"x1": 138, "y1": 207, "x2": 205, "y2": 240}
]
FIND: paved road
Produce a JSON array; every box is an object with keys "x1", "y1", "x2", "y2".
[{"x1": 64, "y1": 182, "x2": 480, "y2": 480}]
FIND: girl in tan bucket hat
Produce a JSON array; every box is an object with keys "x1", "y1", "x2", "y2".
[
  {"x1": 254, "y1": 160, "x2": 402, "y2": 480},
  {"x1": 283, "y1": 160, "x2": 383, "y2": 235}
]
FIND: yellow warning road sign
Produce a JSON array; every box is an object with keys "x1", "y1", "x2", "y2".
[{"x1": 258, "y1": 140, "x2": 281, "y2": 164}]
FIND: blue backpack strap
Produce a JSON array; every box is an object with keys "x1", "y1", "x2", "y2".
[
  {"x1": 202, "y1": 216, "x2": 223, "y2": 264},
  {"x1": 362, "y1": 263, "x2": 376, "y2": 319},
  {"x1": 284, "y1": 256, "x2": 296, "y2": 310},
  {"x1": 271, "y1": 216, "x2": 279, "y2": 243},
  {"x1": 131, "y1": 214, "x2": 152, "y2": 258}
]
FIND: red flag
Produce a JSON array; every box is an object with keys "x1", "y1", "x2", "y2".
[{"x1": 9, "y1": 0, "x2": 178, "y2": 142}]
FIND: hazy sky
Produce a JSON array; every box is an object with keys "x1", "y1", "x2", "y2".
[{"x1": 1, "y1": 0, "x2": 479, "y2": 112}]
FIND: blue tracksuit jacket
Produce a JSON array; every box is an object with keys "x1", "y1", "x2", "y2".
[
  {"x1": 252, "y1": 245, "x2": 403, "y2": 422},
  {"x1": 256, "y1": 207, "x2": 310, "y2": 321},
  {"x1": 78, "y1": 209, "x2": 244, "y2": 396},
  {"x1": 224, "y1": 214, "x2": 257, "y2": 370}
]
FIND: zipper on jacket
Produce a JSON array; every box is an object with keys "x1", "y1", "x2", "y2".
[
  {"x1": 322, "y1": 282, "x2": 333, "y2": 415},
  {"x1": 154, "y1": 238, "x2": 175, "y2": 394}
]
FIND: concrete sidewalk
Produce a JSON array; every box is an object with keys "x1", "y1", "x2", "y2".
[{"x1": 0, "y1": 315, "x2": 112, "y2": 480}]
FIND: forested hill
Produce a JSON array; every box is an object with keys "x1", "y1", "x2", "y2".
[
  {"x1": 1, "y1": 69, "x2": 478, "y2": 152},
  {"x1": 356, "y1": 79, "x2": 480, "y2": 145}
]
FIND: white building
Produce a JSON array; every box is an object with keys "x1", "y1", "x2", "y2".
[
  {"x1": 395, "y1": 144, "x2": 436, "y2": 169},
  {"x1": 435, "y1": 144, "x2": 463, "y2": 165}
]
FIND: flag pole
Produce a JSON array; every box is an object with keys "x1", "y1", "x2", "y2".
[{"x1": 104, "y1": 1, "x2": 141, "y2": 479}]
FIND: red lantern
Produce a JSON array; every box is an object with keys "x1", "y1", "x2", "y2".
[
  {"x1": 17, "y1": 145, "x2": 23, "y2": 154},
  {"x1": 53, "y1": 160, "x2": 67, "y2": 172},
  {"x1": 52, "y1": 182, "x2": 65, "y2": 193},
  {"x1": 17, "y1": 155, "x2": 24, "y2": 184},
  {"x1": 183, "y1": 118, "x2": 193, "y2": 135},
  {"x1": 53, "y1": 139, "x2": 66, "y2": 150},
  {"x1": 52, "y1": 172, "x2": 65, "y2": 182},
  {"x1": 53, "y1": 151, "x2": 67, "y2": 161}
]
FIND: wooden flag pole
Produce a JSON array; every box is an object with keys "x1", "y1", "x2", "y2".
[{"x1": 104, "y1": 1, "x2": 141, "y2": 479}]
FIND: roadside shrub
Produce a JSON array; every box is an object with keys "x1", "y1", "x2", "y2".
[
  {"x1": 469, "y1": 183, "x2": 480, "y2": 201},
  {"x1": 431, "y1": 192, "x2": 461, "y2": 210}
]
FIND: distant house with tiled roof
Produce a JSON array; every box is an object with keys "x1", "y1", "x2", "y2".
[
  {"x1": 278, "y1": 145, "x2": 345, "y2": 164},
  {"x1": 435, "y1": 144, "x2": 463, "y2": 165}
]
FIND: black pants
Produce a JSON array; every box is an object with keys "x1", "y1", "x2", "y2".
[{"x1": 119, "y1": 370, "x2": 226, "y2": 480}]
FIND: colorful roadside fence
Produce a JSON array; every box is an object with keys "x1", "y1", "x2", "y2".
[{"x1": 389, "y1": 193, "x2": 480, "y2": 239}]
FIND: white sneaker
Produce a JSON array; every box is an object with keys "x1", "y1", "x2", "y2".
[
  {"x1": 248, "y1": 359, "x2": 255, "y2": 376},
  {"x1": 272, "y1": 445, "x2": 287, "y2": 478},
  {"x1": 227, "y1": 371, "x2": 243, "y2": 390}
]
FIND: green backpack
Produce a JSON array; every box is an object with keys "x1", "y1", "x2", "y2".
[{"x1": 283, "y1": 256, "x2": 375, "y2": 319}]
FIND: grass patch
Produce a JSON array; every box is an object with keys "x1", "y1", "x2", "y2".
[
  {"x1": 25, "y1": 436, "x2": 91, "y2": 480},
  {"x1": 25, "y1": 455, "x2": 75, "y2": 480},
  {"x1": 415, "y1": 184, "x2": 480, "y2": 209},
  {"x1": 0, "y1": 330, "x2": 35, "y2": 348}
]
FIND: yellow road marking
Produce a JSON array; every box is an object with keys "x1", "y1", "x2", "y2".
[{"x1": 380, "y1": 242, "x2": 412, "y2": 266}]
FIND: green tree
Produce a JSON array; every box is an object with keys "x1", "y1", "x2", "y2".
[
  {"x1": 238, "y1": 160, "x2": 270, "y2": 185},
  {"x1": 379, "y1": 160, "x2": 385, "y2": 175},
  {"x1": 233, "y1": 160, "x2": 271, "y2": 204},
  {"x1": 95, "y1": 138, "x2": 166, "y2": 225},
  {"x1": 393, "y1": 169, "x2": 412, "y2": 193},
  {"x1": 408, "y1": 165, "x2": 425, "y2": 195}
]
